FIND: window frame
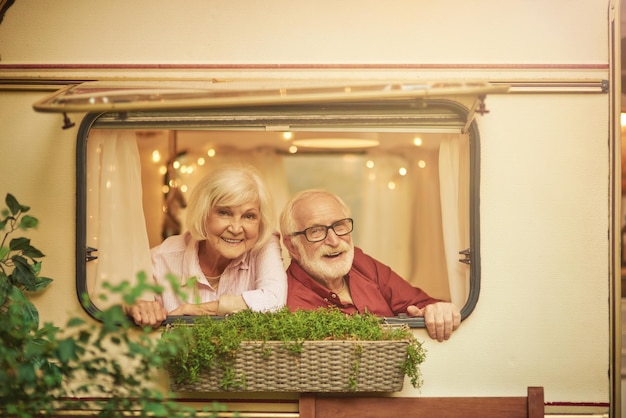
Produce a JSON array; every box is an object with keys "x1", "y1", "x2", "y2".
[{"x1": 75, "y1": 98, "x2": 481, "y2": 328}]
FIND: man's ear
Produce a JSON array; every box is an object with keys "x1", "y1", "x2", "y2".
[{"x1": 283, "y1": 236, "x2": 300, "y2": 261}]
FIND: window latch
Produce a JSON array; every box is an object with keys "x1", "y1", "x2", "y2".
[
  {"x1": 458, "y1": 248, "x2": 471, "y2": 265},
  {"x1": 86, "y1": 246, "x2": 98, "y2": 262}
]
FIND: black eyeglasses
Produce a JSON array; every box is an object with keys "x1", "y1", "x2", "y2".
[{"x1": 291, "y1": 218, "x2": 354, "y2": 243}]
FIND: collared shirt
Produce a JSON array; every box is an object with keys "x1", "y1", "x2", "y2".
[
  {"x1": 286, "y1": 247, "x2": 440, "y2": 316},
  {"x1": 151, "y1": 231, "x2": 287, "y2": 313}
]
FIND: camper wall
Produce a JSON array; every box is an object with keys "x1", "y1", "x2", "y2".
[{"x1": 0, "y1": 0, "x2": 615, "y2": 412}]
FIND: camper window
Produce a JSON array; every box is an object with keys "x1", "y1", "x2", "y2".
[{"x1": 76, "y1": 99, "x2": 480, "y2": 327}]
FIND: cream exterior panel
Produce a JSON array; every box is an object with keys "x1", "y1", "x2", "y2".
[
  {"x1": 0, "y1": 0, "x2": 608, "y2": 65},
  {"x1": 0, "y1": 91, "x2": 82, "y2": 325},
  {"x1": 0, "y1": 0, "x2": 616, "y2": 412},
  {"x1": 0, "y1": 88, "x2": 611, "y2": 403}
]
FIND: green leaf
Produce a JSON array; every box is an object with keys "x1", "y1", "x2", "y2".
[
  {"x1": 31, "y1": 260, "x2": 42, "y2": 275},
  {"x1": 5, "y1": 193, "x2": 20, "y2": 216},
  {"x1": 11, "y1": 256, "x2": 38, "y2": 290},
  {"x1": 7, "y1": 288, "x2": 39, "y2": 328},
  {"x1": 9, "y1": 237, "x2": 30, "y2": 251},
  {"x1": 143, "y1": 403, "x2": 169, "y2": 417},
  {"x1": 19, "y1": 215, "x2": 38, "y2": 230},
  {"x1": 32, "y1": 276, "x2": 53, "y2": 291},
  {"x1": 57, "y1": 339, "x2": 77, "y2": 363},
  {"x1": 67, "y1": 317, "x2": 86, "y2": 328},
  {"x1": 17, "y1": 363, "x2": 36, "y2": 384},
  {"x1": 0, "y1": 273, "x2": 11, "y2": 305},
  {"x1": 24, "y1": 246, "x2": 45, "y2": 259},
  {"x1": 0, "y1": 245, "x2": 9, "y2": 261}
]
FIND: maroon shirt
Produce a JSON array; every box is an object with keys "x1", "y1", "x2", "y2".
[{"x1": 286, "y1": 247, "x2": 440, "y2": 316}]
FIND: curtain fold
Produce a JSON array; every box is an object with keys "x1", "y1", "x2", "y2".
[
  {"x1": 359, "y1": 152, "x2": 412, "y2": 280},
  {"x1": 439, "y1": 135, "x2": 470, "y2": 306},
  {"x1": 86, "y1": 130, "x2": 153, "y2": 308}
]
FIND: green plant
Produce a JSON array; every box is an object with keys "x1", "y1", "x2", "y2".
[
  {"x1": 0, "y1": 193, "x2": 52, "y2": 326},
  {"x1": 163, "y1": 307, "x2": 427, "y2": 391},
  {"x1": 0, "y1": 194, "x2": 225, "y2": 418}
]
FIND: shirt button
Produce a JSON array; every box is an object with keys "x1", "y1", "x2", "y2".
[
  {"x1": 331, "y1": 294, "x2": 337, "y2": 299},
  {"x1": 323, "y1": 298, "x2": 329, "y2": 302}
]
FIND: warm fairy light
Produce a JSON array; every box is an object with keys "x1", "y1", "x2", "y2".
[
  {"x1": 282, "y1": 132, "x2": 293, "y2": 140},
  {"x1": 207, "y1": 149, "x2": 216, "y2": 157},
  {"x1": 161, "y1": 185, "x2": 170, "y2": 194},
  {"x1": 387, "y1": 181, "x2": 396, "y2": 190},
  {"x1": 158, "y1": 165, "x2": 167, "y2": 175},
  {"x1": 180, "y1": 185, "x2": 188, "y2": 193},
  {"x1": 151, "y1": 150, "x2": 161, "y2": 162},
  {"x1": 197, "y1": 157, "x2": 206, "y2": 166},
  {"x1": 413, "y1": 137, "x2": 423, "y2": 146},
  {"x1": 418, "y1": 160, "x2": 426, "y2": 168},
  {"x1": 398, "y1": 167, "x2": 407, "y2": 176},
  {"x1": 172, "y1": 160, "x2": 181, "y2": 169},
  {"x1": 288, "y1": 145, "x2": 298, "y2": 154},
  {"x1": 366, "y1": 160, "x2": 375, "y2": 169}
]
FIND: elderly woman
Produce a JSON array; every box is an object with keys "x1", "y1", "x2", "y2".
[{"x1": 125, "y1": 165, "x2": 287, "y2": 327}]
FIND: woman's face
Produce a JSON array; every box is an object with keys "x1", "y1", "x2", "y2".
[{"x1": 203, "y1": 200, "x2": 261, "y2": 260}]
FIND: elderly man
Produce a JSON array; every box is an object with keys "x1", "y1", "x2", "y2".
[{"x1": 279, "y1": 189, "x2": 461, "y2": 341}]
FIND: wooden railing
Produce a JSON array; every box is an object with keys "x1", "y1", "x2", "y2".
[{"x1": 299, "y1": 386, "x2": 544, "y2": 418}]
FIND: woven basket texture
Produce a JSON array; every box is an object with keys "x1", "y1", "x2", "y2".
[{"x1": 169, "y1": 339, "x2": 408, "y2": 392}]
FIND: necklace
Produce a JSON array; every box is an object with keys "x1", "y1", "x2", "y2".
[{"x1": 204, "y1": 274, "x2": 221, "y2": 291}]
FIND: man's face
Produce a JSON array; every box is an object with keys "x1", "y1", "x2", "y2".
[{"x1": 287, "y1": 194, "x2": 354, "y2": 285}]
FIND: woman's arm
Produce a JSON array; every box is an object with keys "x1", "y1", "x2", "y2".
[{"x1": 240, "y1": 233, "x2": 288, "y2": 312}]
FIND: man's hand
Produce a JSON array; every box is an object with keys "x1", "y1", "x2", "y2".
[
  {"x1": 124, "y1": 300, "x2": 168, "y2": 328},
  {"x1": 407, "y1": 302, "x2": 461, "y2": 342}
]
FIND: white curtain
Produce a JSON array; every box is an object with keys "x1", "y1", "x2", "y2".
[
  {"x1": 358, "y1": 152, "x2": 413, "y2": 280},
  {"x1": 438, "y1": 135, "x2": 470, "y2": 306},
  {"x1": 359, "y1": 140, "x2": 469, "y2": 305},
  {"x1": 86, "y1": 130, "x2": 153, "y2": 308}
]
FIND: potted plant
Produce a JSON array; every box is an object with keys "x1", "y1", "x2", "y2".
[
  {"x1": 0, "y1": 193, "x2": 224, "y2": 418},
  {"x1": 163, "y1": 307, "x2": 427, "y2": 393}
]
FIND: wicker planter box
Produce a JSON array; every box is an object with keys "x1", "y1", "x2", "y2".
[{"x1": 168, "y1": 339, "x2": 409, "y2": 393}]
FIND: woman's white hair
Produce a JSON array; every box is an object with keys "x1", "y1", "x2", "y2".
[{"x1": 186, "y1": 165, "x2": 275, "y2": 253}]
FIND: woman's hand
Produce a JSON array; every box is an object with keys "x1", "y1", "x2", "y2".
[{"x1": 124, "y1": 300, "x2": 168, "y2": 328}]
